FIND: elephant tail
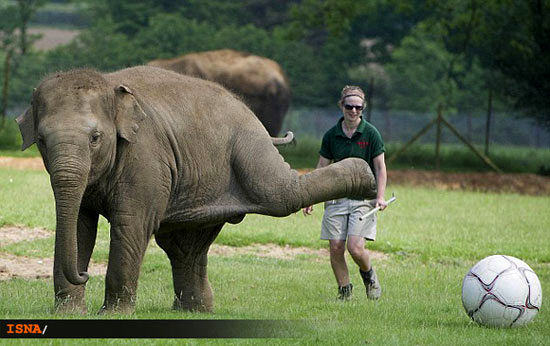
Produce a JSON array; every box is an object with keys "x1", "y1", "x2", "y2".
[{"x1": 271, "y1": 131, "x2": 294, "y2": 146}]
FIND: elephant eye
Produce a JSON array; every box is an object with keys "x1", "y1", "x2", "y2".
[{"x1": 90, "y1": 131, "x2": 102, "y2": 146}]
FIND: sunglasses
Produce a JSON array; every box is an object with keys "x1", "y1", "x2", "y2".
[{"x1": 344, "y1": 104, "x2": 364, "y2": 111}]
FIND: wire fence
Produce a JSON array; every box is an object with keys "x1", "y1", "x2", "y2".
[
  {"x1": 6, "y1": 104, "x2": 550, "y2": 149},
  {"x1": 282, "y1": 107, "x2": 550, "y2": 149}
]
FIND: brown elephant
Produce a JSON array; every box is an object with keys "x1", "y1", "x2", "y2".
[
  {"x1": 148, "y1": 49, "x2": 290, "y2": 136},
  {"x1": 16, "y1": 66, "x2": 376, "y2": 314}
]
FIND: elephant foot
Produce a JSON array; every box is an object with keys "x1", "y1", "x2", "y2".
[
  {"x1": 97, "y1": 300, "x2": 135, "y2": 315},
  {"x1": 55, "y1": 296, "x2": 87, "y2": 314},
  {"x1": 172, "y1": 297, "x2": 213, "y2": 312},
  {"x1": 54, "y1": 287, "x2": 87, "y2": 314},
  {"x1": 98, "y1": 298, "x2": 136, "y2": 314},
  {"x1": 100, "y1": 291, "x2": 136, "y2": 314},
  {"x1": 173, "y1": 293, "x2": 213, "y2": 312},
  {"x1": 97, "y1": 303, "x2": 135, "y2": 315}
]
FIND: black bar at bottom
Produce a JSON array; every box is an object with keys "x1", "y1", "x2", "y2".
[{"x1": 0, "y1": 319, "x2": 303, "y2": 338}]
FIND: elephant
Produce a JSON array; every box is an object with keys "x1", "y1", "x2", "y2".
[
  {"x1": 147, "y1": 49, "x2": 290, "y2": 137},
  {"x1": 16, "y1": 65, "x2": 376, "y2": 314}
]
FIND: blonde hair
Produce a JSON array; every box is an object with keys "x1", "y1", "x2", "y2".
[{"x1": 338, "y1": 85, "x2": 366, "y2": 108}]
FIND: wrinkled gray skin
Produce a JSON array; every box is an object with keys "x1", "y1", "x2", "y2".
[
  {"x1": 148, "y1": 49, "x2": 290, "y2": 136},
  {"x1": 17, "y1": 66, "x2": 376, "y2": 314}
]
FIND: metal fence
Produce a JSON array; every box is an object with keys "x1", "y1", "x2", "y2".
[{"x1": 282, "y1": 108, "x2": 550, "y2": 149}]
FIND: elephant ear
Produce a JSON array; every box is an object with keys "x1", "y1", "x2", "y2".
[
  {"x1": 114, "y1": 85, "x2": 147, "y2": 143},
  {"x1": 16, "y1": 107, "x2": 35, "y2": 151}
]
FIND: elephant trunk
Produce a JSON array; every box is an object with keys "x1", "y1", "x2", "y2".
[
  {"x1": 297, "y1": 158, "x2": 377, "y2": 208},
  {"x1": 50, "y1": 155, "x2": 91, "y2": 286}
]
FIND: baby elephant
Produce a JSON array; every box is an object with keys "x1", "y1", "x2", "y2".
[{"x1": 17, "y1": 66, "x2": 377, "y2": 314}]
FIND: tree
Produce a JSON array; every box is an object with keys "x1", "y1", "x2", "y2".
[
  {"x1": 475, "y1": 0, "x2": 550, "y2": 128},
  {"x1": 385, "y1": 25, "x2": 462, "y2": 112},
  {"x1": 421, "y1": 0, "x2": 550, "y2": 128},
  {"x1": 0, "y1": 0, "x2": 44, "y2": 126}
]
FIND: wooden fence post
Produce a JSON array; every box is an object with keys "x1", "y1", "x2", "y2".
[
  {"x1": 435, "y1": 104, "x2": 442, "y2": 170},
  {"x1": 485, "y1": 88, "x2": 493, "y2": 156},
  {"x1": 388, "y1": 103, "x2": 502, "y2": 173},
  {"x1": 440, "y1": 116, "x2": 502, "y2": 173},
  {"x1": 387, "y1": 117, "x2": 438, "y2": 165},
  {"x1": 366, "y1": 77, "x2": 374, "y2": 122},
  {"x1": 1, "y1": 50, "x2": 12, "y2": 128}
]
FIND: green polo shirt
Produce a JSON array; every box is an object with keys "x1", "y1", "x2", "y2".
[{"x1": 320, "y1": 117, "x2": 385, "y2": 174}]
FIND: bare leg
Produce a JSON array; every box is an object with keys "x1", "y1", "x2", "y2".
[
  {"x1": 155, "y1": 225, "x2": 222, "y2": 312},
  {"x1": 346, "y1": 235, "x2": 371, "y2": 272},
  {"x1": 329, "y1": 239, "x2": 350, "y2": 287},
  {"x1": 348, "y1": 235, "x2": 381, "y2": 299}
]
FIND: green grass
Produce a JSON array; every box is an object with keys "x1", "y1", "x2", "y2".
[
  {"x1": 221, "y1": 188, "x2": 550, "y2": 263},
  {"x1": 0, "y1": 168, "x2": 549, "y2": 344},
  {"x1": 385, "y1": 142, "x2": 550, "y2": 174}
]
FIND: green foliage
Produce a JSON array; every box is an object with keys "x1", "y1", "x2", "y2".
[
  {"x1": 45, "y1": 24, "x2": 142, "y2": 71},
  {"x1": 386, "y1": 25, "x2": 459, "y2": 112},
  {"x1": 421, "y1": 0, "x2": 550, "y2": 128},
  {"x1": 0, "y1": 118, "x2": 22, "y2": 150},
  {"x1": 0, "y1": 0, "x2": 46, "y2": 121},
  {"x1": 1, "y1": 0, "x2": 549, "y2": 134},
  {"x1": 5, "y1": 51, "x2": 47, "y2": 105},
  {"x1": 133, "y1": 14, "x2": 217, "y2": 60}
]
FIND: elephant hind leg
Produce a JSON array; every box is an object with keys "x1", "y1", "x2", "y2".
[{"x1": 155, "y1": 224, "x2": 223, "y2": 312}]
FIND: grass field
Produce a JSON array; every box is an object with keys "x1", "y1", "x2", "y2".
[{"x1": 0, "y1": 168, "x2": 549, "y2": 344}]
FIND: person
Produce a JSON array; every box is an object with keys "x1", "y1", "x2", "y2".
[{"x1": 303, "y1": 85, "x2": 387, "y2": 301}]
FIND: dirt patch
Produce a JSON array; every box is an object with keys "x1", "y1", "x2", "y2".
[
  {"x1": 0, "y1": 253, "x2": 107, "y2": 281},
  {"x1": 0, "y1": 157, "x2": 45, "y2": 170},
  {"x1": 0, "y1": 226, "x2": 385, "y2": 280},
  {"x1": 0, "y1": 226, "x2": 107, "y2": 281},
  {"x1": 0, "y1": 225, "x2": 51, "y2": 246},
  {"x1": 389, "y1": 169, "x2": 550, "y2": 196},
  {"x1": 209, "y1": 243, "x2": 386, "y2": 262}
]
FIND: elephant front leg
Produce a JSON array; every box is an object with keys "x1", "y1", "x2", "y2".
[
  {"x1": 155, "y1": 225, "x2": 223, "y2": 312},
  {"x1": 54, "y1": 210, "x2": 98, "y2": 314},
  {"x1": 100, "y1": 224, "x2": 149, "y2": 314}
]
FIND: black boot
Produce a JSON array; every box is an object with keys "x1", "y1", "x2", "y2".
[
  {"x1": 360, "y1": 268, "x2": 381, "y2": 300},
  {"x1": 337, "y1": 283, "x2": 353, "y2": 301}
]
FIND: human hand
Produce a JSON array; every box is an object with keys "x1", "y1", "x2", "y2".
[
  {"x1": 376, "y1": 197, "x2": 387, "y2": 211},
  {"x1": 303, "y1": 205, "x2": 313, "y2": 216}
]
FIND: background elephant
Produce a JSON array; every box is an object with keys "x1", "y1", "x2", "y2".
[
  {"x1": 147, "y1": 49, "x2": 290, "y2": 136},
  {"x1": 16, "y1": 66, "x2": 376, "y2": 314}
]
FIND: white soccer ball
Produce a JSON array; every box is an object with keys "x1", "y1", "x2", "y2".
[{"x1": 462, "y1": 255, "x2": 542, "y2": 328}]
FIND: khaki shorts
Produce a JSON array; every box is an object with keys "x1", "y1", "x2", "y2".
[{"x1": 321, "y1": 198, "x2": 377, "y2": 241}]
